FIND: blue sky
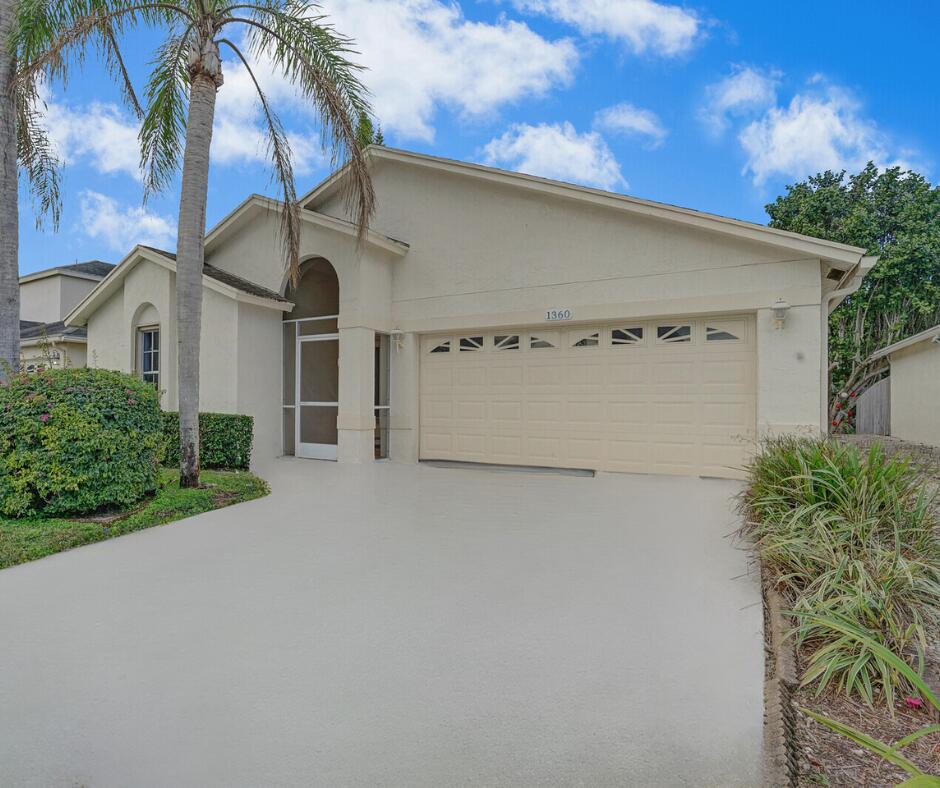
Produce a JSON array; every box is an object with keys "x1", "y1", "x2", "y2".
[{"x1": 18, "y1": 0, "x2": 939, "y2": 275}]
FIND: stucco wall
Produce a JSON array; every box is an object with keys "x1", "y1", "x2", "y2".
[
  {"x1": 19, "y1": 276, "x2": 62, "y2": 323},
  {"x1": 314, "y1": 160, "x2": 826, "y2": 455},
  {"x1": 20, "y1": 274, "x2": 100, "y2": 323},
  {"x1": 236, "y1": 301, "x2": 283, "y2": 467},
  {"x1": 891, "y1": 342, "x2": 940, "y2": 446}
]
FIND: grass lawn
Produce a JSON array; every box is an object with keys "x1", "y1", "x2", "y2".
[{"x1": 0, "y1": 468, "x2": 269, "y2": 570}]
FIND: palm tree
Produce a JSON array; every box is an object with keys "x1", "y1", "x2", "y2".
[
  {"x1": 0, "y1": 0, "x2": 61, "y2": 382},
  {"x1": 15, "y1": 0, "x2": 375, "y2": 485}
]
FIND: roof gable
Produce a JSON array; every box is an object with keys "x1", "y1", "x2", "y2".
[
  {"x1": 66, "y1": 246, "x2": 293, "y2": 326},
  {"x1": 302, "y1": 146, "x2": 867, "y2": 271}
]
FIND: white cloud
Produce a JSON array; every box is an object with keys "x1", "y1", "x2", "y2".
[
  {"x1": 211, "y1": 49, "x2": 325, "y2": 175},
  {"x1": 594, "y1": 102, "x2": 667, "y2": 148},
  {"x1": 319, "y1": 0, "x2": 578, "y2": 141},
  {"x1": 79, "y1": 191, "x2": 176, "y2": 252},
  {"x1": 514, "y1": 0, "x2": 701, "y2": 56},
  {"x1": 700, "y1": 65, "x2": 780, "y2": 133},
  {"x1": 44, "y1": 97, "x2": 143, "y2": 180},
  {"x1": 482, "y1": 122, "x2": 625, "y2": 191},
  {"x1": 739, "y1": 84, "x2": 911, "y2": 185}
]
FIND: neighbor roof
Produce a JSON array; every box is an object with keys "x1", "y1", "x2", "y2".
[
  {"x1": 871, "y1": 324, "x2": 940, "y2": 360},
  {"x1": 301, "y1": 146, "x2": 870, "y2": 271},
  {"x1": 19, "y1": 319, "x2": 87, "y2": 344},
  {"x1": 19, "y1": 260, "x2": 115, "y2": 284}
]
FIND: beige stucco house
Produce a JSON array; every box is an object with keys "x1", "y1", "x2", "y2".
[
  {"x1": 66, "y1": 147, "x2": 876, "y2": 479},
  {"x1": 19, "y1": 261, "x2": 114, "y2": 371},
  {"x1": 871, "y1": 325, "x2": 940, "y2": 447}
]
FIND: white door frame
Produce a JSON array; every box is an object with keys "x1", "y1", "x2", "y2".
[{"x1": 295, "y1": 330, "x2": 339, "y2": 461}]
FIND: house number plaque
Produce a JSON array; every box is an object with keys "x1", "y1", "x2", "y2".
[{"x1": 544, "y1": 309, "x2": 573, "y2": 321}]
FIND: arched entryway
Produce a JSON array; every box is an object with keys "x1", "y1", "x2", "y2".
[{"x1": 282, "y1": 258, "x2": 339, "y2": 459}]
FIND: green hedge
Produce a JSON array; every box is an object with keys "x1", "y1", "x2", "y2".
[
  {"x1": 162, "y1": 412, "x2": 253, "y2": 470},
  {"x1": 0, "y1": 368, "x2": 164, "y2": 518}
]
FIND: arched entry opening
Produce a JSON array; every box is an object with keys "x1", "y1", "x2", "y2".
[{"x1": 282, "y1": 258, "x2": 339, "y2": 459}]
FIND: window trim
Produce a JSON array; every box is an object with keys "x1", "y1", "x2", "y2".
[{"x1": 137, "y1": 325, "x2": 160, "y2": 389}]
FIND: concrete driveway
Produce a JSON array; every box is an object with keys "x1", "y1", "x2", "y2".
[{"x1": 0, "y1": 460, "x2": 762, "y2": 787}]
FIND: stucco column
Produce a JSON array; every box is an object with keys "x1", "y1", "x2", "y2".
[
  {"x1": 337, "y1": 326, "x2": 375, "y2": 462},
  {"x1": 389, "y1": 332, "x2": 419, "y2": 463},
  {"x1": 755, "y1": 304, "x2": 823, "y2": 437}
]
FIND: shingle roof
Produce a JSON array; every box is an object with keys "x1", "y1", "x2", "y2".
[
  {"x1": 61, "y1": 261, "x2": 115, "y2": 277},
  {"x1": 21, "y1": 261, "x2": 115, "y2": 281},
  {"x1": 20, "y1": 320, "x2": 87, "y2": 341},
  {"x1": 143, "y1": 246, "x2": 289, "y2": 302}
]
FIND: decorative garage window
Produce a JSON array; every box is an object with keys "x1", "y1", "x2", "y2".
[
  {"x1": 612, "y1": 327, "x2": 644, "y2": 345},
  {"x1": 657, "y1": 324, "x2": 692, "y2": 344},
  {"x1": 429, "y1": 339, "x2": 451, "y2": 353},
  {"x1": 706, "y1": 322, "x2": 744, "y2": 342},
  {"x1": 459, "y1": 336, "x2": 484, "y2": 352},
  {"x1": 494, "y1": 334, "x2": 520, "y2": 351},
  {"x1": 529, "y1": 334, "x2": 557, "y2": 349},
  {"x1": 570, "y1": 330, "x2": 600, "y2": 348}
]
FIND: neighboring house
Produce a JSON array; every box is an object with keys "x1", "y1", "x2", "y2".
[
  {"x1": 871, "y1": 325, "x2": 940, "y2": 447},
  {"x1": 19, "y1": 261, "x2": 115, "y2": 371},
  {"x1": 66, "y1": 147, "x2": 875, "y2": 479}
]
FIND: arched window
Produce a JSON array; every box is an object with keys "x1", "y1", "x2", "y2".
[{"x1": 134, "y1": 304, "x2": 160, "y2": 389}]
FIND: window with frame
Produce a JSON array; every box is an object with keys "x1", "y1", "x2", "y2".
[
  {"x1": 138, "y1": 327, "x2": 160, "y2": 388},
  {"x1": 459, "y1": 336, "x2": 484, "y2": 352},
  {"x1": 705, "y1": 323, "x2": 743, "y2": 342},
  {"x1": 494, "y1": 334, "x2": 520, "y2": 351},
  {"x1": 612, "y1": 327, "x2": 644, "y2": 345},
  {"x1": 656, "y1": 324, "x2": 692, "y2": 344}
]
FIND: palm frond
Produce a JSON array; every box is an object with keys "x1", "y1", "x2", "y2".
[
  {"x1": 139, "y1": 29, "x2": 191, "y2": 197},
  {"x1": 223, "y1": 3, "x2": 374, "y2": 237},
  {"x1": 14, "y1": 79, "x2": 61, "y2": 230},
  {"x1": 220, "y1": 37, "x2": 301, "y2": 283}
]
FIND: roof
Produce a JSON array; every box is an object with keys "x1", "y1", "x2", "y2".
[
  {"x1": 19, "y1": 260, "x2": 115, "y2": 284},
  {"x1": 66, "y1": 245, "x2": 294, "y2": 327},
  {"x1": 203, "y1": 194, "x2": 409, "y2": 257},
  {"x1": 142, "y1": 247, "x2": 290, "y2": 302},
  {"x1": 19, "y1": 319, "x2": 87, "y2": 343},
  {"x1": 871, "y1": 325, "x2": 940, "y2": 360},
  {"x1": 301, "y1": 146, "x2": 869, "y2": 271}
]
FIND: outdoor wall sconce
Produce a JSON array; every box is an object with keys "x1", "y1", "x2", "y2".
[
  {"x1": 390, "y1": 329, "x2": 405, "y2": 351},
  {"x1": 771, "y1": 298, "x2": 791, "y2": 329}
]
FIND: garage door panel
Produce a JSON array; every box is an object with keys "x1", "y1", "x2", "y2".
[{"x1": 420, "y1": 315, "x2": 756, "y2": 478}]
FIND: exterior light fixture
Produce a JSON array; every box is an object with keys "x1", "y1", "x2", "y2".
[
  {"x1": 771, "y1": 298, "x2": 790, "y2": 329},
  {"x1": 390, "y1": 329, "x2": 405, "y2": 351}
]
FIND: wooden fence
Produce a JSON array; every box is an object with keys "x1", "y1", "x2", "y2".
[{"x1": 856, "y1": 377, "x2": 891, "y2": 436}]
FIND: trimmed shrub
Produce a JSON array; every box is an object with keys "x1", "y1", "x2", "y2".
[
  {"x1": 740, "y1": 437, "x2": 940, "y2": 707},
  {"x1": 161, "y1": 412, "x2": 253, "y2": 469},
  {"x1": 0, "y1": 368, "x2": 164, "y2": 518}
]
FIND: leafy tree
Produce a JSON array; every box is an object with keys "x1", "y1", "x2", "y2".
[
  {"x1": 765, "y1": 164, "x2": 940, "y2": 429},
  {"x1": 0, "y1": 0, "x2": 62, "y2": 382},
  {"x1": 15, "y1": 0, "x2": 375, "y2": 485},
  {"x1": 354, "y1": 109, "x2": 383, "y2": 147}
]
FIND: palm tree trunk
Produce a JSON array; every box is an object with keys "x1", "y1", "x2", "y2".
[
  {"x1": 177, "y1": 41, "x2": 222, "y2": 487},
  {"x1": 0, "y1": 0, "x2": 20, "y2": 382}
]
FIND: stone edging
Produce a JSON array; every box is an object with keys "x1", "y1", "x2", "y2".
[{"x1": 762, "y1": 569, "x2": 800, "y2": 788}]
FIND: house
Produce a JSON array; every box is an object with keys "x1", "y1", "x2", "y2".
[
  {"x1": 66, "y1": 147, "x2": 876, "y2": 479},
  {"x1": 871, "y1": 324, "x2": 940, "y2": 446},
  {"x1": 19, "y1": 260, "x2": 115, "y2": 371}
]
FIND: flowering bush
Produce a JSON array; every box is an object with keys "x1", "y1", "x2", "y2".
[{"x1": 0, "y1": 368, "x2": 164, "y2": 517}]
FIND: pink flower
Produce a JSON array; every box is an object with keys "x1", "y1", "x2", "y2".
[
  {"x1": 127, "y1": 398, "x2": 137, "y2": 405},
  {"x1": 39, "y1": 413, "x2": 50, "y2": 423},
  {"x1": 905, "y1": 696, "x2": 924, "y2": 710}
]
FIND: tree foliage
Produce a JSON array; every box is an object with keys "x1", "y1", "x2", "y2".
[{"x1": 765, "y1": 164, "x2": 940, "y2": 427}]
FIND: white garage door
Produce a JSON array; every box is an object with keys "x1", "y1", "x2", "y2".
[{"x1": 419, "y1": 316, "x2": 757, "y2": 478}]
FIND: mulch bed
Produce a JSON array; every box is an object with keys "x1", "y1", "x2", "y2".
[{"x1": 795, "y1": 655, "x2": 940, "y2": 786}]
